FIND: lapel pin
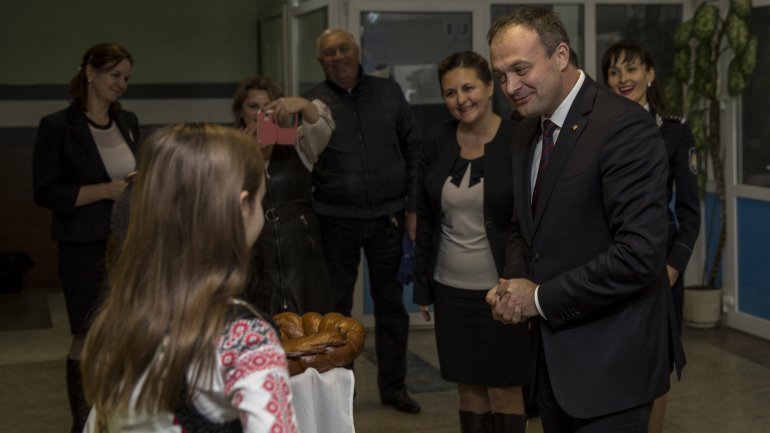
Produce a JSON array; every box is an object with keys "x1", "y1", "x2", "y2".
[{"x1": 571, "y1": 124, "x2": 579, "y2": 131}]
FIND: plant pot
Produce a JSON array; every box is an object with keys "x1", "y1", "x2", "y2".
[{"x1": 683, "y1": 287, "x2": 722, "y2": 328}]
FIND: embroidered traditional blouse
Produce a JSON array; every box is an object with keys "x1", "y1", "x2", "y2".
[{"x1": 93, "y1": 316, "x2": 298, "y2": 433}]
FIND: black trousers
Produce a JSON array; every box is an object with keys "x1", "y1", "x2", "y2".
[
  {"x1": 317, "y1": 213, "x2": 410, "y2": 400},
  {"x1": 537, "y1": 343, "x2": 653, "y2": 433}
]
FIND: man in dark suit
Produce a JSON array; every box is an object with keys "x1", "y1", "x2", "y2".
[{"x1": 485, "y1": 6, "x2": 684, "y2": 432}]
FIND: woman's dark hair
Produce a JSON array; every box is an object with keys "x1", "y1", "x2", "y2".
[
  {"x1": 437, "y1": 51, "x2": 493, "y2": 89},
  {"x1": 232, "y1": 75, "x2": 285, "y2": 128},
  {"x1": 69, "y1": 43, "x2": 133, "y2": 112},
  {"x1": 601, "y1": 40, "x2": 666, "y2": 114}
]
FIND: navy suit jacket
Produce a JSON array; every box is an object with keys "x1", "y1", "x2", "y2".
[
  {"x1": 33, "y1": 104, "x2": 140, "y2": 242},
  {"x1": 506, "y1": 76, "x2": 685, "y2": 418}
]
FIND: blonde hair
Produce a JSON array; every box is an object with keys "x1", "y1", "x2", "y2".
[{"x1": 82, "y1": 123, "x2": 265, "y2": 419}]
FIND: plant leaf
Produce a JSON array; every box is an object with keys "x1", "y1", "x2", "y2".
[
  {"x1": 729, "y1": 0, "x2": 752, "y2": 20},
  {"x1": 741, "y1": 36, "x2": 757, "y2": 75},
  {"x1": 726, "y1": 12, "x2": 749, "y2": 53},
  {"x1": 727, "y1": 58, "x2": 747, "y2": 96},
  {"x1": 693, "y1": 3, "x2": 719, "y2": 42},
  {"x1": 673, "y1": 19, "x2": 694, "y2": 49},
  {"x1": 674, "y1": 48, "x2": 691, "y2": 82}
]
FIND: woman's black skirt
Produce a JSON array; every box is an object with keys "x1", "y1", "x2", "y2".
[{"x1": 433, "y1": 281, "x2": 535, "y2": 387}]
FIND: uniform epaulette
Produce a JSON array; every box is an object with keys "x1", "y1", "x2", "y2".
[{"x1": 661, "y1": 114, "x2": 687, "y2": 125}]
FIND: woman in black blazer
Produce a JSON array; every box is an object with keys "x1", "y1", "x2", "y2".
[
  {"x1": 602, "y1": 40, "x2": 700, "y2": 433},
  {"x1": 413, "y1": 51, "x2": 534, "y2": 433},
  {"x1": 33, "y1": 43, "x2": 139, "y2": 433}
]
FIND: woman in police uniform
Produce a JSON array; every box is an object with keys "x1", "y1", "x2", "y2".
[{"x1": 602, "y1": 40, "x2": 700, "y2": 433}]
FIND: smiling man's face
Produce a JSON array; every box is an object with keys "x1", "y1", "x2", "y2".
[
  {"x1": 490, "y1": 24, "x2": 568, "y2": 118},
  {"x1": 318, "y1": 31, "x2": 361, "y2": 89}
]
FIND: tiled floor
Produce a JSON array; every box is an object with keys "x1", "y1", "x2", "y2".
[{"x1": 2, "y1": 288, "x2": 770, "y2": 432}]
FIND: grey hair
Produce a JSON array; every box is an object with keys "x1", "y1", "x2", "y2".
[{"x1": 316, "y1": 28, "x2": 358, "y2": 58}]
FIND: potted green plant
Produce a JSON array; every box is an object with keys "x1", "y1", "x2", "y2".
[{"x1": 665, "y1": 0, "x2": 756, "y2": 327}]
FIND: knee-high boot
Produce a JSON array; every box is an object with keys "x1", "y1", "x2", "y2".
[
  {"x1": 492, "y1": 412, "x2": 527, "y2": 433},
  {"x1": 459, "y1": 410, "x2": 493, "y2": 433},
  {"x1": 66, "y1": 358, "x2": 90, "y2": 433}
]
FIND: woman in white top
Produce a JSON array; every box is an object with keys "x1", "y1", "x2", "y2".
[
  {"x1": 414, "y1": 51, "x2": 535, "y2": 433},
  {"x1": 32, "y1": 42, "x2": 139, "y2": 433},
  {"x1": 81, "y1": 123, "x2": 298, "y2": 432}
]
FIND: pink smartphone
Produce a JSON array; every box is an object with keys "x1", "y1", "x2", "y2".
[
  {"x1": 257, "y1": 110, "x2": 298, "y2": 146},
  {"x1": 257, "y1": 111, "x2": 278, "y2": 146}
]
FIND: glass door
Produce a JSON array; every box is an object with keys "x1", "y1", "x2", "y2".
[
  {"x1": 348, "y1": 1, "x2": 484, "y2": 327},
  {"x1": 726, "y1": 0, "x2": 770, "y2": 340}
]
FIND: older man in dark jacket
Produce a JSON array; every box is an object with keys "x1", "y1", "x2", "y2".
[{"x1": 303, "y1": 28, "x2": 422, "y2": 414}]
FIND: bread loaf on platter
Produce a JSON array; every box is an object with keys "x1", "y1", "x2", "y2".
[{"x1": 274, "y1": 311, "x2": 366, "y2": 375}]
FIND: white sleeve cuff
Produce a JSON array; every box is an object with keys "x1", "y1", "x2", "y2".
[{"x1": 534, "y1": 285, "x2": 547, "y2": 320}]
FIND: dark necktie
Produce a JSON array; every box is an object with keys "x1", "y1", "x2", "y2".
[{"x1": 532, "y1": 119, "x2": 558, "y2": 213}]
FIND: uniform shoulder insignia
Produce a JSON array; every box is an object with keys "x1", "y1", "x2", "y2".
[{"x1": 662, "y1": 114, "x2": 687, "y2": 125}]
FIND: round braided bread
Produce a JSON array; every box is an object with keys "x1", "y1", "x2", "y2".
[{"x1": 274, "y1": 312, "x2": 366, "y2": 375}]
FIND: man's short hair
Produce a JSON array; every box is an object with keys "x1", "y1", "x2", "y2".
[{"x1": 487, "y1": 6, "x2": 570, "y2": 58}]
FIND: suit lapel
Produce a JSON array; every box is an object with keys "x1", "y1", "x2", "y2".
[
  {"x1": 532, "y1": 79, "x2": 596, "y2": 231},
  {"x1": 515, "y1": 117, "x2": 539, "y2": 243},
  {"x1": 429, "y1": 125, "x2": 460, "y2": 214},
  {"x1": 66, "y1": 106, "x2": 110, "y2": 179}
]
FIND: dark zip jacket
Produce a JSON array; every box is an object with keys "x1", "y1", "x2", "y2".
[{"x1": 303, "y1": 70, "x2": 422, "y2": 218}]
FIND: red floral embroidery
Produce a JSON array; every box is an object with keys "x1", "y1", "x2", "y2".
[
  {"x1": 218, "y1": 317, "x2": 295, "y2": 432},
  {"x1": 223, "y1": 350, "x2": 286, "y2": 394},
  {"x1": 262, "y1": 374, "x2": 296, "y2": 433},
  {"x1": 220, "y1": 349, "x2": 238, "y2": 368},
  {"x1": 219, "y1": 319, "x2": 288, "y2": 394}
]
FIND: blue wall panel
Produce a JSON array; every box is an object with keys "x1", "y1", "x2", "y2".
[{"x1": 737, "y1": 197, "x2": 770, "y2": 320}]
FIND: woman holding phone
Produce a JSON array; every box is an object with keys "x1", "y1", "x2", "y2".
[{"x1": 232, "y1": 75, "x2": 334, "y2": 316}]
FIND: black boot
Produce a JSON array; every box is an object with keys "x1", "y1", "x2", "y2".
[
  {"x1": 66, "y1": 358, "x2": 90, "y2": 433},
  {"x1": 491, "y1": 412, "x2": 527, "y2": 433},
  {"x1": 459, "y1": 410, "x2": 492, "y2": 433}
]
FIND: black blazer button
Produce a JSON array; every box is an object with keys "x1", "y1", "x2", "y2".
[
  {"x1": 485, "y1": 220, "x2": 493, "y2": 229},
  {"x1": 532, "y1": 253, "x2": 540, "y2": 263}
]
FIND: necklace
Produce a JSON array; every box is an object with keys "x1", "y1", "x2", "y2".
[{"x1": 85, "y1": 113, "x2": 112, "y2": 129}]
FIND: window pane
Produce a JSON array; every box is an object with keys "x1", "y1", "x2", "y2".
[
  {"x1": 490, "y1": 4, "x2": 584, "y2": 119},
  {"x1": 297, "y1": 8, "x2": 327, "y2": 95},
  {"x1": 741, "y1": 5, "x2": 770, "y2": 187},
  {"x1": 595, "y1": 5, "x2": 682, "y2": 97},
  {"x1": 360, "y1": 11, "x2": 473, "y2": 136}
]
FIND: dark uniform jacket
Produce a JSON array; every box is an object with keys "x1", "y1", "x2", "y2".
[{"x1": 655, "y1": 110, "x2": 700, "y2": 273}]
